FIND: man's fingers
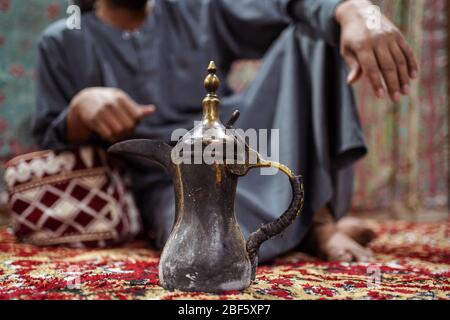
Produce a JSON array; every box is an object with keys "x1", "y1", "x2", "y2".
[
  {"x1": 117, "y1": 93, "x2": 142, "y2": 120},
  {"x1": 397, "y1": 34, "x2": 419, "y2": 78},
  {"x1": 375, "y1": 45, "x2": 401, "y2": 102},
  {"x1": 343, "y1": 52, "x2": 362, "y2": 84},
  {"x1": 112, "y1": 101, "x2": 137, "y2": 131},
  {"x1": 356, "y1": 49, "x2": 385, "y2": 98},
  {"x1": 101, "y1": 108, "x2": 127, "y2": 137},
  {"x1": 97, "y1": 122, "x2": 115, "y2": 142},
  {"x1": 138, "y1": 105, "x2": 156, "y2": 118},
  {"x1": 389, "y1": 42, "x2": 410, "y2": 95},
  {"x1": 118, "y1": 94, "x2": 155, "y2": 121}
]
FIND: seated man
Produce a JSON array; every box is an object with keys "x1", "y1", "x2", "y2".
[{"x1": 32, "y1": 0, "x2": 418, "y2": 261}]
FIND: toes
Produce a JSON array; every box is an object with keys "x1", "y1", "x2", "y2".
[
  {"x1": 347, "y1": 242, "x2": 374, "y2": 262},
  {"x1": 318, "y1": 229, "x2": 376, "y2": 262},
  {"x1": 329, "y1": 250, "x2": 353, "y2": 262},
  {"x1": 338, "y1": 217, "x2": 377, "y2": 246},
  {"x1": 359, "y1": 229, "x2": 377, "y2": 247}
]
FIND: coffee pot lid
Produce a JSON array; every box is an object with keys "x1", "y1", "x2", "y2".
[
  {"x1": 172, "y1": 61, "x2": 247, "y2": 163},
  {"x1": 202, "y1": 61, "x2": 221, "y2": 125}
]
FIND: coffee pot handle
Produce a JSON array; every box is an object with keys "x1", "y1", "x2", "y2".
[{"x1": 243, "y1": 161, "x2": 304, "y2": 281}]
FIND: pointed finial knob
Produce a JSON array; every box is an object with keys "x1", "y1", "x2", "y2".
[
  {"x1": 207, "y1": 60, "x2": 217, "y2": 73},
  {"x1": 204, "y1": 61, "x2": 220, "y2": 94}
]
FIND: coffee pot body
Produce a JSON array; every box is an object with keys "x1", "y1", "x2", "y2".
[{"x1": 109, "y1": 62, "x2": 304, "y2": 292}]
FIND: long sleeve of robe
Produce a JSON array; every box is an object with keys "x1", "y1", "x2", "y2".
[{"x1": 32, "y1": 0, "x2": 367, "y2": 261}]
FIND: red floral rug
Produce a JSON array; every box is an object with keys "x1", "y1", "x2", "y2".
[{"x1": 0, "y1": 220, "x2": 449, "y2": 300}]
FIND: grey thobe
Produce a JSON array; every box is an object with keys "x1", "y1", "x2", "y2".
[{"x1": 32, "y1": 0, "x2": 367, "y2": 261}]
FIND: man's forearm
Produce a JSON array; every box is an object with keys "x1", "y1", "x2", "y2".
[
  {"x1": 289, "y1": 0, "x2": 343, "y2": 46},
  {"x1": 334, "y1": 0, "x2": 373, "y2": 26}
]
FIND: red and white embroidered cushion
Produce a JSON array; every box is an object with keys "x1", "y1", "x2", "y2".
[{"x1": 4, "y1": 147, "x2": 141, "y2": 247}]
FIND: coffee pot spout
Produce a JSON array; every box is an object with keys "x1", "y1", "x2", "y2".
[{"x1": 108, "y1": 139, "x2": 173, "y2": 173}]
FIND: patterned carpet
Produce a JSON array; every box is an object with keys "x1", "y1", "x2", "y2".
[{"x1": 0, "y1": 220, "x2": 449, "y2": 300}]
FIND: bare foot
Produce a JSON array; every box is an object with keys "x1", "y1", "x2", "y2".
[
  {"x1": 337, "y1": 217, "x2": 377, "y2": 246},
  {"x1": 300, "y1": 208, "x2": 374, "y2": 262}
]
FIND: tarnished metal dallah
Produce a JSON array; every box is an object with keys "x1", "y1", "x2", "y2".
[{"x1": 109, "y1": 62, "x2": 304, "y2": 293}]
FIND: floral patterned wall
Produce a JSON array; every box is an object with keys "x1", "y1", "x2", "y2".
[
  {"x1": 352, "y1": 0, "x2": 448, "y2": 213},
  {"x1": 0, "y1": 0, "x2": 448, "y2": 214},
  {"x1": 0, "y1": 0, "x2": 67, "y2": 193}
]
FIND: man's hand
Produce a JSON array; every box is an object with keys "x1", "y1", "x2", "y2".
[
  {"x1": 335, "y1": 0, "x2": 419, "y2": 102},
  {"x1": 67, "y1": 87, "x2": 155, "y2": 142}
]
